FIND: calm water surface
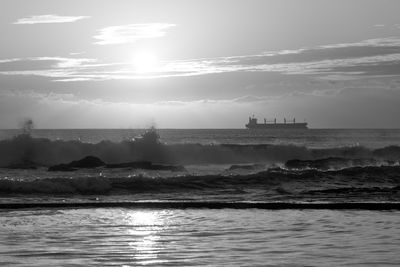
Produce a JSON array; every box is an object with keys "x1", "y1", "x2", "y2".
[{"x1": 1, "y1": 208, "x2": 399, "y2": 266}]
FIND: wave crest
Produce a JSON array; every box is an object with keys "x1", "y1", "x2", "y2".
[
  {"x1": 1, "y1": 165, "x2": 400, "y2": 196},
  {"x1": 1, "y1": 134, "x2": 400, "y2": 167}
]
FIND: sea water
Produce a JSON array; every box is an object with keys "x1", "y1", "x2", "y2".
[
  {"x1": 1, "y1": 209, "x2": 399, "y2": 266},
  {"x1": 0, "y1": 128, "x2": 400, "y2": 266},
  {"x1": 2, "y1": 128, "x2": 400, "y2": 148}
]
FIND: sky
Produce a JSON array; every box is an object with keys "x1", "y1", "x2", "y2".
[{"x1": 1, "y1": 0, "x2": 400, "y2": 128}]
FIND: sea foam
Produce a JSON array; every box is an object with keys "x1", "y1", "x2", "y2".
[{"x1": 1, "y1": 134, "x2": 400, "y2": 167}]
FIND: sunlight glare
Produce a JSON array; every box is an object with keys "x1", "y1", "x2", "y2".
[{"x1": 133, "y1": 51, "x2": 158, "y2": 73}]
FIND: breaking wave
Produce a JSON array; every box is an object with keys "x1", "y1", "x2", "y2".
[
  {"x1": 1, "y1": 166, "x2": 400, "y2": 198},
  {"x1": 1, "y1": 134, "x2": 400, "y2": 166}
]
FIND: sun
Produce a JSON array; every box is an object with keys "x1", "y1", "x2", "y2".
[{"x1": 133, "y1": 51, "x2": 158, "y2": 73}]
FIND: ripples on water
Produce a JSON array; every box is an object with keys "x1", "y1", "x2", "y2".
[{"x1": 1, "y1": 208, "x2": 399, "y2": 266}]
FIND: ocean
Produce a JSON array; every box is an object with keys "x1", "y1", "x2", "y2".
[{"x1": 1, "y1": 128, "x2": 400, "y2": 266}]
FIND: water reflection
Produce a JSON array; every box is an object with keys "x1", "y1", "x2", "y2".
[
  {"x1": 2, "y1": 209, "x2": 399, "y2": 266},
  {"x1": 122, "y1": 210, "x2": 169, "y2": 265}
]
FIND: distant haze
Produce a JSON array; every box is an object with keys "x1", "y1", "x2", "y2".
[{"x1": 1, "y1": 0, "x2": 400, "y2": 128}]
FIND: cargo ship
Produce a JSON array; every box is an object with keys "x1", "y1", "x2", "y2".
[{"x1": 245, "y1": 116, "x2": 308, "y2": 129}]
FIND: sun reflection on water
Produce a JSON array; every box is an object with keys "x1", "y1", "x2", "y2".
[{"x1": 122, "y1": 210, "x2": 170, "y2": 265}]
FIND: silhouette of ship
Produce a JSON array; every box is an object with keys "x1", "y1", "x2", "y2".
[{"x1": 246, "y1": 116, "x2": 308, "y2": 129}]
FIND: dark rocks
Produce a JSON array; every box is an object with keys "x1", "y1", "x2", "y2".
[
  {"x1": 48, "y1": 164, "x2": 77, "y2": 172},
  {"x1": 48, "y1": 156, "x2": 185, "y2": 172},
  {"x1": 68, "y1": 156, "x2": 105, "y2": 168},
  {"x1": 106, "y1": 161, "x2": 153, "y2": 169},
  {"x1": 48, "y1": 156, "x2": 105, "y2": 172}
]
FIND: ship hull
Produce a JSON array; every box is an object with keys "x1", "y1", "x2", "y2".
[{"x1": 246, "y1": 123, "x2": 308, "y2": 129}]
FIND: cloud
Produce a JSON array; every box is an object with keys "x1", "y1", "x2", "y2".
[
  {"x1": 69, "y1": 52, "x2": 85, "y2": 56},
  {"x1": 0, "y1": 58, "x2": 20, "y2": 63},
  {"x1": 0, "y1": 89, "x2": 76, "y2": 102},
  {"x1": 2, "y1": 37, "x2": 400, "y2": 81},
  {"x1": 0, "y1": 90, "x2": 252, "y2": 128},
  {"x1": 231, "y1": 95, "x2": 271, "y2": 103},
  {"x1": 2, "y1": 83, "x2": 400, "y2": 128},
  {"x1": 0, "y1": 56, "x2": 117, "y2": 80},
  {"x1": 154, "y1": 94, "x2": 297, "y2": 106},
  {"x1": 34, "y1": 57, "x2": 97, "y2": 68},
  {"x1": 1, "y1": 90, "x2": 280, "y2": 110},
  {"x1": 318, "y1": 37, "x2": 400, "y2": 49},
  {"x1": 13, "y1": 14, "x2": 90, "y2": 24},
  {"x1": 94, "y1": 23, "x2": 176, "y2": 45},
  {"x1": 2, "y1": 52, "x2": 400, "y2": 82}
]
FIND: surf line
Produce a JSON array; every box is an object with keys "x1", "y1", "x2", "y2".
[{"x1": 0, "y1": 202, "x2": 400, "y2": 210}]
